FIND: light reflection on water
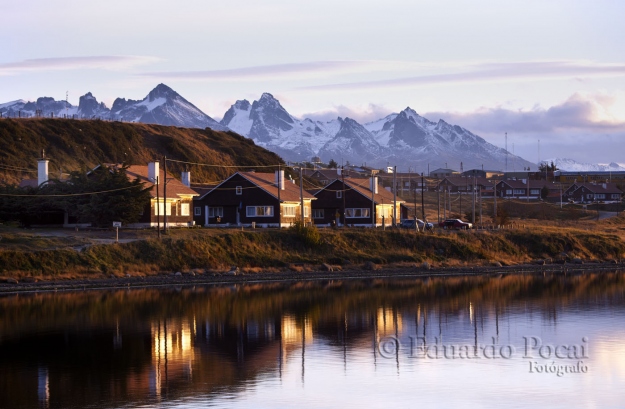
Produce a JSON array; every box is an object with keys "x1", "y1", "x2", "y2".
[{"x1": 1, "y1": 272, "x2": 624, "y2": 408}]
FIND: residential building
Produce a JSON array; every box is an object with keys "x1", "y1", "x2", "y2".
[
  {"x1": 311, "y1": 176, "x2": 404, "y2": 227},
  {"x1": 193, "y1": 170, "x2": 315, "y2": 227},
  {"x1": 563, "y1": 182, "x2": 623, "y2": 203}
]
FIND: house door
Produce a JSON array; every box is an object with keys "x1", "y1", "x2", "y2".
[
  {"x1": 204, "y1": 205, "x2": 209, "y2": 227},
  {"x1": 236, "y1": 209, "x2": 240, "y2": 225}
]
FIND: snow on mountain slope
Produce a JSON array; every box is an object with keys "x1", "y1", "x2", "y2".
[
  {"x1": 0, "y1": 84, "x2": 227, "y2": 131},
  {"x1": 221, "y1": 93, "x2": 338, "y2": 161},
  {"x1": 111, "y1": 84, "x2": 227, "y2": 130},
  {"x1": 543, "y1": 158, "x2": 625, "y2": 172}
]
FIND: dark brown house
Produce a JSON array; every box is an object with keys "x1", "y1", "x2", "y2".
[
  {"x1": 494, "y1": 179, "x2": 551, "y2": 200},
  {"x1": 193, "y1": 171, "x2": 315, "y2": 227},
  {"x1": 563, "y1": 182, "x2": 623, "y2": 203},
  {"x1": 436, "y1": 176, "x2": 494, "y2": 195},
  {"x1": 311, "y1": 177, "x2": 404, "y2": 227}
]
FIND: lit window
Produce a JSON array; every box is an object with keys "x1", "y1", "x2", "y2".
[
  {"x1": 181, "y1": 203, "x2": 190, "y2": 216},
  {"x1": 283, "y1": 206, "x2": 296, "y2": 217}
]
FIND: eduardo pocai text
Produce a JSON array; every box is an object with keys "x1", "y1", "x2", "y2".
[{"x1": 377, "y1": 336, "x2": 589, "y2": 376}]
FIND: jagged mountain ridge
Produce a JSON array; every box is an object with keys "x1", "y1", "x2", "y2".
[
  {"x1": 220, "y1": 93, "x2": 532, "y2": 170},
  {"x1": 0, "y1": 84, "x2": 226, "y2": 131},
  {"x1": 1, "y1": 85, "x2": 534, "y2": 170}
]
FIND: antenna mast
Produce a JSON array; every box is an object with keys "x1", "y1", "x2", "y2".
[
  {"x1": 505, "y1": 132, "x2": 508, "y2": 172},
  {"x1": 65, "y1": 91, "x2": 69, "y2": 118}
]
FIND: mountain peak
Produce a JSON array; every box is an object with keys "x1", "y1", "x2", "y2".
[{"x1": 148, "y1": 83, "x2": 177, "y2": 100}]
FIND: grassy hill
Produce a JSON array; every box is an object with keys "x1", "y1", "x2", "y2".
[{"x1": 0, "y1": 118, "x2": 285, "y2": 184}]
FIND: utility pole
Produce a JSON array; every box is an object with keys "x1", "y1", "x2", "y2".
[
  {"x1": 472, "y1": 175, "x2": 476, "y2": 224},
  {"x1": 371, "y1": 170, "x2": 378, "y2": 229},
  {"x1": 393, "y1": 166, "x2": 397, "y2": 227},
  {"x1": 300, "y1": 167, "x2": 305, "y2": 224},
  {"x1": 494, "y1": 180, "x2": 498, "y2": 220},
  {"x1": 421, "y1": 173, "x2": 425, "y2": 222},
  {"x1": 479, "y1": 185, "x2": 482, "y2": 224},
  {"x1": 277, "y1": 163, "x2": 281, "y2": 227},
  {"x1": 156, "y1": 175, "x2": 160, "y2": 239},
  {"x1": 437, "y1": 187, "x2": 440, "y2": 223},
  {"x1": 163, "y1": 156, "x2": 167, "y2": 233},
  {"x1": 342, "y1": 166, "x2": 346, "y2": 227}
]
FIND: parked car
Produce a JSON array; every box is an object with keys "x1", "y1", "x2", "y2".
[
  {"x1": 438, "y1": 218, "x2": 473, "y2": 230},
  {"x1": 400, "y1": 218, "x2": 434, "y2": 231}
]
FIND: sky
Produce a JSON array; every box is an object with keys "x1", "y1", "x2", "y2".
[{"x1": 1, "y1": 0, "x2": 624, "y2": 164}]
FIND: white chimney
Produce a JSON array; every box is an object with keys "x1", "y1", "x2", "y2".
[
  {"x1": 602, "y1": 183, "x2": 607, "y2": 189},
  {"x1": 370, "y1": 176, "x2": 378, "y2": 194},
  {"x1": 275, "y1": 170, "x2": 285, "y2": 190},
  {"x1": 181, "y1": 170, "x2": 191, "y2": 187},
  {"x1": 148, "y1": 161, "x2": 159, "y2": 183},
  {"x1": 37, "y1": 150, "x2": 49, "y2": 186},
  {"x1": 337, "y1": 168, "x2": 342, "y2": 176}
]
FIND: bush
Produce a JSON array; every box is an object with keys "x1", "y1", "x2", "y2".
[{"x1": 289, "y1": 220, "x2": 321, "y2": 247}]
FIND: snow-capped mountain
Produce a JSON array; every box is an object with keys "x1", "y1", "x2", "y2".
[
  {"x1": 542, "y1": 158, "x2": 625, "y2": 172},
  {"x1": 0, "y1": 84, "x2": 226, "y2": 131},
  {"x1": 110, "y1": 84, "x2": 226, "y2": 130},
  {"x1": 365, "y1": 107, "x2": 534, "y2": 171},
  {"x1": 220, "y1": 93, "x2": 340, "y2": 161},
  {"x1": 2, "y1": 86, "x2": 538, "y2": 170},
  {"x1": 221, "y1": 94, "x2": 533, "y2": 170}
]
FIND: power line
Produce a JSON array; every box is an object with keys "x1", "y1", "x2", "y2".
[{"x1": 0, "y1": 185, "x2": 142, "y2": 197}]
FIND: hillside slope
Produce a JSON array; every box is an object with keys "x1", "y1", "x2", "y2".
[{"x1": 0, "y1": 118, "x2": 284, "y2": 184}]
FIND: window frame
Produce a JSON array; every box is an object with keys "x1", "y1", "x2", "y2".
[
  {"x1": 194, "y1": 207, "x2": 202, "y2": 216},
  {"x1": 313, "y1": 209, "x2": 325, "y2": 219},
  {"x1": 336, "y1": 190, "x2": 342, "y2": 199},
  {"x1": 208, "y1": 207, "x2": 224, "y2": 217},
  {"x1": 246, "y1": 206, "x2": 274, "y2": 217},
  {"x1": 345, "y1": 208, "x2": 370, "y2": 218},
  {"x1": 235, "y1": 186, "x2": 242, "y2": 195},
  {"x1": 283, "y1": 205, "x2": 296, "y2": 217}
]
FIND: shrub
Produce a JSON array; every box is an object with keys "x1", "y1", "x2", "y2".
[{"x1": 289, "y1": 220, "x2": 321, "y2": 247}]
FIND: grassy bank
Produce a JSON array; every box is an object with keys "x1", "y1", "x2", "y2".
[{"x1": 1, "y1": 222, "x2": 624, "y2": 280}]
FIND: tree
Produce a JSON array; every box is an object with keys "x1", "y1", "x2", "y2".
[
  {"x1": 0, "y1": 165, "x2": 151, "y2": 227},
  {"x1": 50, "y1": 165, "x2": 152, "y2": 227},
  {"x1": 540, "y1": 185, "x2": 550, "y2": 200},
  {"x1": 328, "y1": 159, "x2": 338, "y2": 169}
]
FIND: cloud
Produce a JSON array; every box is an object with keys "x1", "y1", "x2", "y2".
[
  {"x1": 422, "y1": 92, "x2": 625, "y2": 136},
  {"x1": 300, "y1": 61, "x2": 625, "y2": 91},
  {"x1": 138, "y1": 61, "x2": 368, "y2": 81},
  {"x1": 300, "y1": 103, "x2": 393, "y2": 123},
  {"x1": 0, "y1": 56, "x2": 159, "y2": 75}
]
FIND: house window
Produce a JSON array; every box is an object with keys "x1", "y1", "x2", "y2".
[
  {"x1": 336, "y1": 190, "x2": 342, "y2": 199},
  {"x1": 181, "y1": 203, "x2": 190, "y2": 216},
  {"x1": 194, "y1": 207, "x2": 202, "y2": 216},
  {"x1": 612, "y1": 194, "x2": 620, "y2": 199},
  {"x1": 208, "y1": 207, "x2": 224, "y2": 217},
  {"x1": 345, "y1": 208, "x2": 370, "y2": 218},
  {"x1": 513, "y1": 189, "x2": 525, "y2": 194},
  {"x1": 283, "y1": 206, "x2": 296, "y2": 217},
  {"x1": 246, "y1": 206, "x2": 274, "y2": 217},
  {"x1": 587, "y1": 194, "x2": 593, "y2": 199},
  {"x1": 155, "y1": 201, "x2": 171, "y2": 216},
  {"x1": 236, "y1": 186, "x2": 243, "y2": 195},
  {"x1": 304, "y1": 206, "x2": 309, "y2": 218},
  {"x1": 505, "y1": 189, "x2": 512, "y2": 195},
  {"x1": 313, "y1": 209, "x2": 324, "y2": 219},
  {"x1": 530, "y1": 189, "x2": 540, "y2": 195},
  {"x1": 596, "y1": 194, "x2": 605, "y2": 199}
]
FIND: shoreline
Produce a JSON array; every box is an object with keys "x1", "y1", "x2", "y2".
[{"x1": 1, "y1": 261, "x2": 623, "y2": 295}]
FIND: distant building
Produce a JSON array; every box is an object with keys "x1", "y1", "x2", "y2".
[
  {"x1": 461, "y1": 169, "x2": 504, "y2": 179},
  {"x1": 430, "y1": 168, "x2": 460, "y2": 179}
]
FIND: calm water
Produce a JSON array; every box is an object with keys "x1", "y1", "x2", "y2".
[{"x1": 1, "y1": 273, "x2": 624, "y2": 409}]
